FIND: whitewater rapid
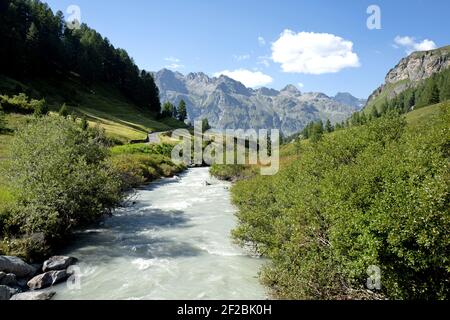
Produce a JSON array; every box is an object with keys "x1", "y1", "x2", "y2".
[{"x1": 49, "y1": 167, "x2": 266, "y2": 300}]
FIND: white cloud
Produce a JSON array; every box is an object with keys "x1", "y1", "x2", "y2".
[
  {"x1": 213, "y1": 69, "x2": 273, "y2": 88},
  {"x1": 271, "y1": 29, "x2": 360, "y2": 74},
  {"x1": 233, "y1": 54, "x2": 251, "y2": 61},
  {"x1": 297, "y1": 82, "x2": 304, "y2": 88},
  {"x1": 394, "y1": 36, "x2": 437, "y2": 54},
  {"x1": 258, "y1": 36, "x2": 266, "y2": 46},
  {"x1": 164, "y1": 57, "x2": 184, "y2": 69}
]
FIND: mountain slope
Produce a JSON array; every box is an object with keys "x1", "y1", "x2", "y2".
[
  {"x1": 365, "y1": 45, "x2": 450, "y2": 112},
  {"x1": 154, "y1": 69, "x2": 365, "y2": 136}
]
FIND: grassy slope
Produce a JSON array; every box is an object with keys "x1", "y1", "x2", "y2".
[
  {"x1": 364, "y1": 79, "x2": 409, "y2": 114},
  {"x1": 0, "y1": 74, "x2": 185, "y2": 144}
]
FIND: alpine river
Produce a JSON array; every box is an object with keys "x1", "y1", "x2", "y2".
[{"x1": 49, "y1": 167, "x2": 267, "y2": 300}]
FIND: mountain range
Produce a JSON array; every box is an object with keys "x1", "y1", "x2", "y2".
[{"x1": 154, "y1": 69, "x2": 366, "y2": 136}]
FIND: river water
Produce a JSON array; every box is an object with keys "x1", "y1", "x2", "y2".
[{"x1": 50, "y1": 167, "x2": 266, "y2": 300}]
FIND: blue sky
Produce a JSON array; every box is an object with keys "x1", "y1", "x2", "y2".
[{"x1": 45, "y1": 0, "x2": 449, "y2": 98}]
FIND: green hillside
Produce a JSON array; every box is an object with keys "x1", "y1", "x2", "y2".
[
  {"x1": 210, "y1": 100, "x2": 450, "y2": 300},
  {"x1": 0, "y1": 76, "x2": 184, "y2": 145}
]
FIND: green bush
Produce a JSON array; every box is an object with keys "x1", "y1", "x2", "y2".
[
  {"x1": 231, "y1": 106, "x2": 450, "y2": 300},
  {"x1": 110, "y1": 153, "x2": 185, "y2": 189},
  {"x1": 210, "y1": 164, "x2": 255, "y2": 181},
  {"x1": 2, "y1": 116, "x2": 123, "y2": 251},
  {"x1": 0, "y1": 93, "x2": 46, "y2": 114},
  {"x1": 110, "y1": 142, "x2": 174, "y2": 158}
]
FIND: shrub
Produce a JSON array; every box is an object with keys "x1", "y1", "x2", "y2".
[
  {"x1": 210, "y1": 164, "x2": 255, "y2": 181},
  {"x1": 110, "y1": 143, "x2": 174, "y2": 158},
  {"x1": 231, "y1": 107, "x2": 450, "y2": 300},
  {"x1": 0, "y1": 93, "x2": 46, "y2": 114},
  {"x1": 3, "y1": 116, "x2": 123, "y2": 248},
  {"x1": 31, "y1": 98, "x2": 48, "y2": 116},
  {"x1": 110, "y1": 153, "x2": 185, "y2": 189}
]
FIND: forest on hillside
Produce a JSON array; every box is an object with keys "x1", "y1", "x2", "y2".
[{"x1": 0, "y1": 0, "x2": 160, "y2": 112}]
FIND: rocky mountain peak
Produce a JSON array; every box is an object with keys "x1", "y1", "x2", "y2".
[
  {"x1": 365, "y1": 45, "x2": 450, "y2": 108},
  {"x1": 256, "y1": 87, "x2": 279, "y2": 96},
  {"x1": 385, "y1": 46, "x2": 450, "y2": 84},
  {"x1": 281, "y1": 84, "x2": 301, "y2": 95},
  {"x1": 186, "y1": 72, "x2": 211, "y2": 83},
  {"x1": 334, "y1": 92, "x2": 366, "y2": 108}
]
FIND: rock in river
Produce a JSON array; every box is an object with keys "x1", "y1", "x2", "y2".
[
  {"x1": 27, "y1": 270, "x2": 68, "y2": 290},
  {"x1": 42, "y1": 256, "x2": 78, "y2": 272},
  {"x1": 0, "y1": 256, "x2": 36, "y2": 278},
  {"x1": 0, "y1": 285, "x2": 19, "y2": 300},
  {"x1": 0, "y1": 271, "x2": 17, "y2": 286},
  {"x1": 10, "y1": 291, "x2": 56, "y2": 300}
]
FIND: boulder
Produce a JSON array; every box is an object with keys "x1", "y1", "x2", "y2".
[
  {"x1": 42, "y1": 256, "x2": 78, "y2": 272},
  {"x1": 10, "y1": 291, "x2": 55, "y2": 300},
  {"x1": 0, "y1": 271, "x2": 17, "y2": 286},
  {"x1": 27, "y1": 270, "x2": 68, "y2": 290},
  {"x1": 0, "y1": 285, "x2": 19, "y2": 301},
  {"x1": 0, "y1": 256, "x2": 36, "y2": 277}
]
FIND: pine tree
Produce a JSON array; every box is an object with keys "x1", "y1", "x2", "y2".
[
  {"x1": 172, "y1": 104, "x2": 178, "y2": 119},
  {"x1": 325, "y1": 119, "x2": 334, "y2": 133},
  {"x1": 406, "y1": 91, "x2": 415, "y2": 111},
  {"x1": 310, "y1": 120, "x2": 324, "y2": 143},
  {"x1": 26, "y1": 22, "x2": 39, "y2": 48},
  {"x1": 161, "y1": 102, "x2": 174, "y2": 118},
  {"x1": 371, "y1": 107, "x2": 380, "y2": 119},
  {"x1": 429, "y1": 82, "x2": 440, "y2": 105},
  {"x1": 440, "y1": 74, "x2": 450, "y2": 101},
  {"x1": 177, "y1": 99, "x2": 187, "y2": 122},
  {"x1": 201, "y1": 118, "x2": 211, "y2": 132}
]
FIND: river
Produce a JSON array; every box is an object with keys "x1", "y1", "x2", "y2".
[{"x1": 49, "y1": 167, "x2": 266, "y2": 300}]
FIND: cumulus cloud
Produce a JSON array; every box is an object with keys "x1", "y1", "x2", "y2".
[
  {"x1": 213, "y1": 69, "x2": 273, "y2": 88},
  {"x1": 297, "y1": 82, "x2": 304, "y2": 88},
  {"x1": 394, "y1": 36, "x2": 437, "y2": 54},
  {"x1": 258, "y1": 36, "x2": 266, "y2": 46},
  {"x1": 271, "y1": 29, "x2": 360, "y2": 74}
]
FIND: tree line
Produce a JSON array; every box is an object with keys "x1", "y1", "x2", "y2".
[
  {"x1": 160, "y1": 99, "x2": 187, "y2": 122},
  {"x1": 0, "y1": 0, "x2": 160, "y2": 113}
]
